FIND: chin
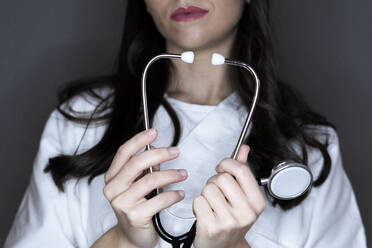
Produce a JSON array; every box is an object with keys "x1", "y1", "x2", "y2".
[
  {"x1": 168, "y1": 30, "x2": 218, "y2": 51},
  {"x1": 175, "y1": 40, "x2": 211, "y2": 51}
]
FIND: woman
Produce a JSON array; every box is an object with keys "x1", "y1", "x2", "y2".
[{"x1": 5, "y1": 0, "x2": 367, "y2": 247}]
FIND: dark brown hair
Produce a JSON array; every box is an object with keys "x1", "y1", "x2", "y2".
[{"x1": 44, "y1": 0, "x2": 336, "y2": 210}]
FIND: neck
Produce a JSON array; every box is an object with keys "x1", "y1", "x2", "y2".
[{"x1": 165, "y1": 29, "x2": 238, "y2": 105}]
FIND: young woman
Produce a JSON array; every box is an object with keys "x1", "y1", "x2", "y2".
[{"x1": 5, "y1": 0, "x2": 367, "y2": 247}]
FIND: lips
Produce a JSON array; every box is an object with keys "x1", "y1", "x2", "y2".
[{"x1": 170, "y1": 5, "x2": 209, "y2": 22}]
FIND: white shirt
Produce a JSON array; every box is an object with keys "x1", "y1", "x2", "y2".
[{"x1": 4, "y1": 88, "x2": 367, "y2": 248}]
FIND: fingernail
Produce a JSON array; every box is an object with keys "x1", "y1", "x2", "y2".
[
  {"x1": 177, "y1": 169, "x2": 188, "y2": 178},
  {"x1": 168, "y1": 146, "x2": 179, "y2": 155},
  {"x1": 147, "y1": 128, "x2": 156, "y2": 137},
  {"x1": 177, "y1": 190, "x2": 185, "y2": 197}
]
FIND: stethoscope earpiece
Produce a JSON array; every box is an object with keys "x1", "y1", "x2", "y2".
[
  {"x1": 211, "y1": 53, "x2": 225, "y2": 65},
  {"x1": 180, "y1": 51, "x2": 195, "y2": 64},
  {"x1": 141, "y1": 51, "x2": 314, "y2": 248}
]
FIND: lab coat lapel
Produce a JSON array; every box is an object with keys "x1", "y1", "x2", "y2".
[{"x1": 177, "y1": 91, "x2": 250, "y2": 154}]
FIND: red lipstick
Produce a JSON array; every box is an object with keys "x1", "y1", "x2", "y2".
[{"x1": 171, "y1": 5, "x2": 209, "y2": 22}]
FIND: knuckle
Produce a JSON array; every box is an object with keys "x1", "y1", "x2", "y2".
[
  {"x1": 127, "y1": 209, "x2": 140, "y2": 222},
  {"x1": 243, "y1": 210, "x2": 257, "y2": 225},
  {"x1": 237, "y1": 164, "x2": 248, "y2": 174},
  {"x1": 202, "y1": 183, "x2": 215, "y2": 196},
  {"x1": 150, "y1": 148, "x2": 167, "y2": 162},
  {"x1": 160, "y1": 192, "x2": 175, "y2": 206},
  {"x1": 111, "y1": 197, "x2": 123, "y2": 211},
  {"x1": 217, "y1": 172, "x2": 232, "y2": 184},
  {"x1": 102, "y1": 185, "x2": 112, "y2": 200},
  {"x1": 220, "y1": 158, "x2": 230, "y2": 167},
  {"x1": 136, "y1": 132, "x2": 147, "y2": 143},
  {"x1": 149, "y1": 148, "x2": 165, "y2": 160},
  {"x1": 130, "y1": 154, "x2": 140, "y2": 164},
  {"x1": 117, "y1": 144, "x2": 128, "y2": 156},
  {"x1": 157, "y1": 193, "x2": 169, "y2": 207},
  {"x1": 126, "y1": 211, "x2": 145, "y2": 228},
  {"x1": 111, "y1": 196, "x2": 131, "y2": 214},
  {"x1": 161, "y1": 147, "x2": 172, "y2": 157},
  {"x1": 209, "y1": 182, "x2": 216, "y2": 190},
  {"x1": 206, "y1": 175, "x2": 217, "y2": 184},
  {"x1": 131, "y1": 155, "x2": 145, "y2": 170},
  {"x1": 161, "y1": 191, "x2": 182, "y2": 207},
  {"x1": 141, "y1": 174, "x2": 155, "y2": 188}
]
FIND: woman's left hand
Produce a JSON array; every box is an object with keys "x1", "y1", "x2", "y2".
[{"x1": 192, "y1": 144, "x2": 266, "y2": 248}]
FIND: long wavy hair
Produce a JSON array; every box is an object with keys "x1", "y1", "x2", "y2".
[{"x1": 44, "y1": 0, "x2": 336, "y2": 210}]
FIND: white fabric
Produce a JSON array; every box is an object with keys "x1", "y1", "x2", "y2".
[{"x1": 4, "y1": 88, "x2": 367, "y2": 248}]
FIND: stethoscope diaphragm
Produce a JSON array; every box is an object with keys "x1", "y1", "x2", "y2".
[{"x1": 258, "y1": 161, "x2": 313, "y2": 200}]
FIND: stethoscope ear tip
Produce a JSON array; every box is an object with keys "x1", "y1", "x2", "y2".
[
  {"x1": 211, "y1": 53, "x2": 225, "y2": 66},
  {"x1": 181, "y1": 51, "x2": 195, "y2": 64}
]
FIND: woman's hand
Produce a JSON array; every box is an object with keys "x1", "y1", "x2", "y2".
[
  {"x1": 102, "y1": 128, "x2": 188, "y2": 248},
  {"x1": 192, "y1": 144, "x2": 265, "y2": 248}
]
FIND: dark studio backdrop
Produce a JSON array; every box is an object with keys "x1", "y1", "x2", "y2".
[{"x1": 0, "y1": 0, "x2": 371, "y2": 245}]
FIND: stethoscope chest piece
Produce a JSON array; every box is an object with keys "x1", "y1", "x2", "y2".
[{"x1": 261, "y1": 161, "x2": 313, "y2": 200}]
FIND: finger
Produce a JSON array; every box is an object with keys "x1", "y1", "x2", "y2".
[
  {"x1": 104, "y1": 128, "x2": 158, "y2": 184},
  {"x1": 193, "y1": 195, "x2": 215, "y2": 229},
  {"x1": 152, "y1": 145, "x2": 161, "y2": 172},
  {"x1": 207, "y1": 172, "x2": 250, "y2": 210},
  {"x1": 216, "y1": 160, "x2": 265, "y2": 214},
  {"x1": 217, "y1": 144, "x2": 249, "y2": 173},
  {"x1": 103, "y1": 147, "x2": 179, "y2": 201},
  {"x1": 121, "y1": 169, "x2": 188, "y2": 202},
  {"x1": 236, "y1": 144, "x2": 250, "y2": 164},
  {"x1": 135, "y1": 190, "x2": 186, "y2": 220},
  {"x1": 150, "y1": 145, "x2": 161, "y2": 175},
  {"x1": 201, "y1": 183, "x2": 231, "y2": 219},
  {"x1": 152, "y1": 162, "x2": 163, "y2": 193},
  {"x1": 132, "y1": 145, "x2": 159, "y2": 183}
]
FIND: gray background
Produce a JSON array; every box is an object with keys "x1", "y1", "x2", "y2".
[{"x1": 0, "y1": 0, "x2": 370, "y2": 246}]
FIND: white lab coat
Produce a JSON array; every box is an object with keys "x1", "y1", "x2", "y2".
[{"x1": 4, "y1": 88, "x2": 367, "y2": 248}]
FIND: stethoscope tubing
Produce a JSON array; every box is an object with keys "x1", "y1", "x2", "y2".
[{"x1": 141, "y1": 53, "x2": 261, "y2": 247}]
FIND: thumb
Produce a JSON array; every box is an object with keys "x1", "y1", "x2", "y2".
[{"x1": 236, "y1": 144, "x2": 250, "y2": 164}]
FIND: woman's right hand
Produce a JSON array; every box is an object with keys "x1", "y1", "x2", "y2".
[{"x1": 103, "y1": 128, "x2": 188, "y2": 248}]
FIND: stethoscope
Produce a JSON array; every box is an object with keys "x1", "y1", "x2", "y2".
[{"x1": 141, "y1": 52, "x2": 313, "y2": 248}]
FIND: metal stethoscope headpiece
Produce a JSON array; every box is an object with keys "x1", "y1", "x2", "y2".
[{"x1": 141, "y1": 51, "x2": 313, "y2": 248}]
